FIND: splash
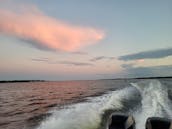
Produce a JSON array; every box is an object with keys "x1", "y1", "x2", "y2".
[
  {"x1": 131, "y1": 80, "x2": 172, "y2": 129},
  {"x1": 35, "y1": 87, "x2": 135, "y2": 129},
  {"x1": 35, "y1": 80, "x2": 172, "y2": 129}
]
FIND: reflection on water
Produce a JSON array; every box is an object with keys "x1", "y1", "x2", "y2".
[{"x1": 0, "y1": 80, "x2": 127, "y2": 129}]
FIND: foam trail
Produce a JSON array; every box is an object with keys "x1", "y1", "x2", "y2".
[
  {"x1": 131, "y1": 80, "x2": 172, "y2": 129},
  {"x1": 35, "y1": 87, "x2": 136, "y2": 129},
  {"x1": 35, "y1": 80, "x2": 172, "y2": 129}
]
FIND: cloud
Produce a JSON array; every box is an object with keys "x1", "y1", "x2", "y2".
[
  {"x1": 0, "y1": 6, "x2": 104, "y2": 52},
  {"x1": 90, "y1": 56, "x2": 115, "y2": 62},
  {"x1": 31, "y1": 57, "x2": 49, "y2": 62},
  {"x1": 59, "y1": 61, "x2": 94, "y2": 66},
  {"x1": 90, "y1": 56, "x2": 106, "y2": 61},
  {"x1": 121, "y1": 63, "x2": 134, "y2": 69},
  {"x1": 70, "y1": 51, "x2": 88, "y2": 55},
  {"x1": 121, "y1": 64, "x2": 172, "y2": 77},
  {"x1": 119, "y1": 48, "x2": 172, "y2": 61},
  {"x1": 31, "y1": 57, "x2": 94, "y2": 66}
]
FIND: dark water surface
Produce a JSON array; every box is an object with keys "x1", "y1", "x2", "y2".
[
  {"x1": 0, "y1": 80, "x2": 129, "y2": 129},
  {"x1": 0, "y1": 79, "x2": 172, "y2": 129}
]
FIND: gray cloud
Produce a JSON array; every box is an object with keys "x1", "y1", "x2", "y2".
[
  {"x1": 31, "y1": 57, "x2": 94, "y2": 66},
  {"x1": 90, "y1": 56, "x2": 115, "y2": 62},
  {"x1": 90, "y1": 56, "x2": 106, "y2": 61},
  {"x1": 121, "y1": 64, "x2": 172, "y2": 78},
  {"x1": 31, "y1": 57, "x2": 49, "y2": 62},
  {"x1": 70, "y1": 51, "x2": 88, "y2": 55},
  {"x1": 21, "y1": 39, "x2": 57, "y2": 52},
  {"x1": 119, "y1": 48, "x2": 172, "y2": 61},
  {"x1": 59, "y1": 61, "x2": 94, "y2": 66},
  {"x1": 121, "y1": 63, "x2": 134, "y2": 69}
]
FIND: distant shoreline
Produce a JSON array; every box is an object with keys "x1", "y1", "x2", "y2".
[
  {"x1": 0, "y1": 80, "x2": 45, "y2": 83},
  {"x1": 132, "y1": 76, "x2": 172, "y2": 79},
  {"x1": 0, "y1": 76, "x2": 172, "y2": 83},
  {"x1": 101, "y1": 76, "x2": 172, "y2": 80},
  {"x1": 100, "y1": 76, "x2": 172, "y2": 81}
]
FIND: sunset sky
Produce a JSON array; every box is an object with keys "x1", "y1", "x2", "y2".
[{"x1": 0, "y1": 0, "x2": 172, "y2": 80}]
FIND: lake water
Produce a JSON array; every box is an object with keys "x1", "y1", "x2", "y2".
[{"x1": 0, "y1": 78, "x2": 172, "y2": 129}]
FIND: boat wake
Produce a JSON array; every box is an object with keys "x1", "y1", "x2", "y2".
[
  {"x1": 131, "y1": 80, "x2": 172, "y2": 129},
  {"x1": 35, "y1": 80, "x2": 172, "y2": 129}
]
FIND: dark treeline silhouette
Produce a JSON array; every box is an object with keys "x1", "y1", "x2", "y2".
[
  {"x1": 101, "y1": 76, "x2": 172, "y2": 81},
  {"x1": 0, "y1": 76, "x2": 172, "y2": 83},
  {"x1": 0, "y1": 80, "x2": 45, "y2": 83}
]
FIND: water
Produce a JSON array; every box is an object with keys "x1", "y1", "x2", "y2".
[{"x1": 0, "y1": 79, "x2": 172, "y2": 129}]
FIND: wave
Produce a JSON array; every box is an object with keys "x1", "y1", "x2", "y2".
[
  {"x1": 34, "y1": 79, "x2": 172, "y2": 129},
  {"x1": 35, "y1": 87, "x2": 137, "y2": 129},
  {"x1": 131, "y1": 80, "x2": 172, "y2": 129}
]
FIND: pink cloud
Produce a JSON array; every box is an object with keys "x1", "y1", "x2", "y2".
[
  {"x1": 0, "y1": 7, "x2": 105, "y2": 51},
  {"x1": 136, "y1": 59, "x2": 145, "y2": 63}
]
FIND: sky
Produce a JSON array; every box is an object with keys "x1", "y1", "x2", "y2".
[{"x1": 0, "y1": 0, "x2": 172, "y2": 80}]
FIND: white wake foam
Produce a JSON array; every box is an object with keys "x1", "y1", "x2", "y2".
[
  {"x1": 35, "y1": 87, "x2": 135, "y2": 129},
  {"x1": 131, "y1": 80, "x2": 172, "y2": 129},
  {"x1": 35, "y1": 79, "x2": 172, "y2": 129}
]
